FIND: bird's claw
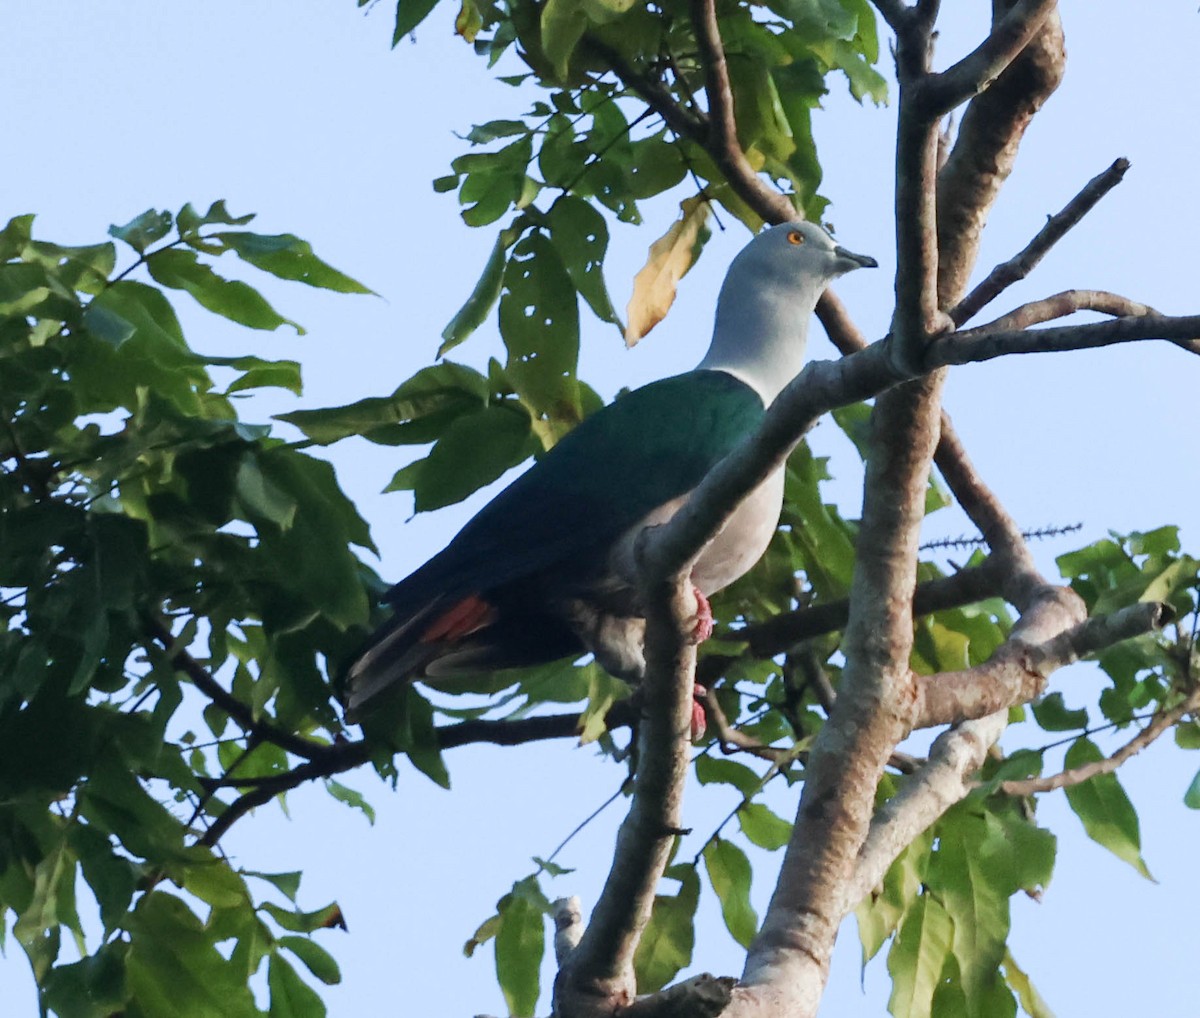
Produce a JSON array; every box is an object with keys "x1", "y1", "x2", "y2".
[{"x1": 689, "y1": 586, "x2": 714, "y2": 645}]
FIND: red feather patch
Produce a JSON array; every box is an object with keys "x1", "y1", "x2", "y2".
[{"x1": 420, "y1": 594, "x2": 496, "y2": 644}]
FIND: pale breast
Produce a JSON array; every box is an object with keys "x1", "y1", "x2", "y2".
[{"x1": 609, "y1": 467, "x2": 785, "y2": 595}]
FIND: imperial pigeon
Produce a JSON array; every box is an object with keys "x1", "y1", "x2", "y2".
[{"x1": 346, "y1": 221, "x2": 875, "y2": 716}]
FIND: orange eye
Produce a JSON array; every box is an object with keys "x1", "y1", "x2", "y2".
[{"x1": 787, "y1": 230, "x2": 805, "y2": 245}]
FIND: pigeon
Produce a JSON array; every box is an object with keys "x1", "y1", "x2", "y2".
[{"x1": 346, "y1": 221, "x2": 875, "y2": 717}]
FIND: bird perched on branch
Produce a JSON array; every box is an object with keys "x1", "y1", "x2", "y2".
[{"x1": 346, "y1": 221, "x2": 875, "y2": 720}]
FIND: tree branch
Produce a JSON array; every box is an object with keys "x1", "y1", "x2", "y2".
[
  {"x1": 931, "y1": 311, "x2": 1200, "y2": 365},
  {"x1": 936, "y1": 0, "x2": 1065, "y2": 306},
  {"x1": 951, "y1": 158, "x2": 1130, "y2": 327},
  {"x1": 147, "y1": 618, "x2": 338, "y2": 764},
  {"x1": 916, "y1": 601, "x2": 1171, "y2": 729},
  {"x1": 868, "y1": 0, "x2": 913, "y2": 34},
  {"x1": 735, "y1": 372, "x2": 945, "y2": 1012},
  {"x1": 1000, "y1": 687, "x2": 1200, "y2": 796},
  {"x1": 890, "y1": 15, "x2": 947, "y2": 373},
  {"x1": 717, "y1": 559, "x2": 1005, "y2": 669},
  {"x1": 847, "y1": 711, "x2": 1007, "y2": 905},
  {"x1": 688, "y1": 0, "x2": 796, "y2": 224},
  {"x1": 556, "y1": 573, "x2": 698, "y2": 1010},
  {"x1": 920, "y1": 0, "x2": 1060, "y2": 116}
]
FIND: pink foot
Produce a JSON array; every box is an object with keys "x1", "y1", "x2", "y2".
[
  {"x1": 690, "y1": 682, "x2": 707, "y2": 741},
  {"x1": 689, "y1": 586, "x2": 714, "y2": 645}
]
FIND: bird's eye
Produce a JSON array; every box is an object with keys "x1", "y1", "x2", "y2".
[{"x1": 787, "y1": 230, "x2": 805, "y2": 246}]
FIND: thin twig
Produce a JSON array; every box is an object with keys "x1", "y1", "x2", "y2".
[
  {"x1": 147, "y1": 618, "x2": 337, "y2": 763},
  {"x1": 1001, "y1": 688, "x2": 1200, "y2": 796},
  {"x1": 951, "y1": 158, "x2": 1131, "y2": 326}
]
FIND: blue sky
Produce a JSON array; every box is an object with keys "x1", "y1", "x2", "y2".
[{"x1": 3, "y1": 2, "x2": 1199, "y2": 1015}]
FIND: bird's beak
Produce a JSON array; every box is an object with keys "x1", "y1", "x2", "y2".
[{"x1": 833, "y1": 246, "x2": 878, "y2": 271}]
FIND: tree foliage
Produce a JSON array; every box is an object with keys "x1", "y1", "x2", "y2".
[{"x1": 3, "y1": 1, "x2": 1200, "y2": 1016}]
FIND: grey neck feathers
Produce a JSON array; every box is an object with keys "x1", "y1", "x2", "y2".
[{"x1": 695, "y1": 273, "x2": 824, "y2": 404}]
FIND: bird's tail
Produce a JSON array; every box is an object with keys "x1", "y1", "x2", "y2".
[{"x1": 344, "y1": 594, "x2": 498, "y2": 719}]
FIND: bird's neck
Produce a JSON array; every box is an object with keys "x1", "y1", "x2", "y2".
[{"x1": 695, "y1": 279, "x2": 821, "y2": 404}]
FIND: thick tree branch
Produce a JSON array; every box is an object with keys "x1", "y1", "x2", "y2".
[
  {"x1": 952, "y1": 158, "x2": 1131, "y2": 326},
  {"x1": 555, "y1": 574, "x2": 697, "y2": 1011},
  {"x1": 1001, "y1": 687, "x2": 1200, "y2": 796},
  {"x1": 734, "y1": 374, "x2": 945, "y2": 1014},
  {"x1": 848, "y1": 711, "x2": 1007, "y2": 905},
  {"x1": 936, "y1": 1, "x2": 1065, "y2": 306},
  {"x1": 920, "y1": 0, "x2": 1060, "y2": 116},
  {"x1": 868, "y1": 0, "x2": 913, "y2": 34},
  {"x1": 916, "y1": 602, "x2": 1170, "y2": 728},
  {"x1": 622, "y1": 974, "x2": 738, "y2": 1017},
  {"x1": 890, "y1": 17, "x2": 947, "y2": 373}
]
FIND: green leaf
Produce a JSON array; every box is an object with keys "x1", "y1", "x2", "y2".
[
  {"x1": 216, "y1": 231, "x2": 372, "y2": 294},
  {"x1": 578, "y1": 666, "x2": 629, "y2": 744},
  {"x1": 463, "y1": 912, "x2": 501, "y2": 958},
  {"x1": 42, "y1": 943, "x2": 130, "y2": 1018},
  {"x1": 1062, "y1": 737, "x2": 1153, "y2": 879},
  {"x1": 14, "y1": 840, "x2": 73, "y2": 981},
  {"x1": 279, "y1": 936, "x2": 342, "y2": 986},
  {"x1": 71, "y1": 823, "x2": 138, "y2": 934},
  {"x1": 702, "y1": 838, "x2": 757, "y2": 948},
  {"x1": 0, "y1": 212, "x2": 35, "y2": 259},
  {"x1": 1183, "y1": 767, "x2": 1200, "y2": 809},
  {"x1": 262, "y1": 901, "x2": 347, "y2": 935},
  {"x1": 279, "y1": 361, "x2": 488, "y2": 446},
  {"x1": 495, "y1": 877, "x2": 547, "y2": 1017},
  {"x1": 855, "y1": 827, "x2": 932, "y2": 965},
  {"x1": 634, "y1": 863, "x2": 699, "y2": 993},
  {"x1": 547, "y1": 196, "x2": 621, "y2": 328},
  {"x1": 465, "y1": 119, "x2": 529, "y2": 144},
  {"x1": 1031, "y1": 692, "x2": 1088, "y2": 732},
  {"x1": 498, "y1": 231, "x2": 581, "y2": 417},
  {"x1": 931, "y1": 812, "x2": 1011, "y2": 1015},
  {"x1": 147, "y1": 248, "x2": 299, "y2": 332},
  {"x1": 215, "y1": 355, "x2": 304, "y2": 396},
  {"x1": 182, "y1": 855, "x2": 251, "y2": 909},
  {"x1": 236, "y1": 456, "x2": 299, "y2": 529},
  {"x1": 246, "y1": 870, "x2": 303, "y2": 903},
  {"x1": 268, "y1": 952, "x2": 326, "y2": 1018},
  {"x1": 393, "y1": 0, "x2": 442, "y2": 41},
  {"x1": 176, "y1": 200, "x2": 255, "y2": 238},
  {"x1": 325, "y1": 779, "x2": 376, "y2": 824},
  {"x1": 887, "y1": 894, "x2": 953, "y2": 1018},
  {"x1": 393, "y1": 403, "x2": 534, "y2": 512},
  {"x1": 540, "y1": 0, "x2": 588, "y2": 80},
  {"x1": 125, "y1": 892, "x2": 260, "y2": 1018},
  {"x1": 737, "y1": 802, "x2": 792, "y2": 851},
  {"x1": 109, "y1": 209, "x2": 173, "y2": 254},
  {"x1": 439, "y1": 224, "x2": 523, "y2": 356},
  {"x1": 81, "y1": 302, "x2": 136, "y2": 348},
  {"x1": 1002, "y1": 949, "x2": 1056, "y2": 1018},
  {"x1": 695, "y1": 756, "x2": 762, "y2": 797}
]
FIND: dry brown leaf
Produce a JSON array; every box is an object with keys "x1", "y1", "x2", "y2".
[{"x1": 624, "y1": 196, "x2": 712, "y2": 347}]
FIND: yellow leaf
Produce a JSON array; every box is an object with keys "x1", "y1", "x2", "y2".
[{"x1": 624, "y1": 196, "x2": 711, "y2": 347}]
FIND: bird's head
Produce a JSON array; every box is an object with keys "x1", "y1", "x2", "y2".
[
  {"x1": 726, "y1": 221, "x2": 878, "y2": 295},
  {"x1": 704, "y1": 221, "x2": 876, "y2": 401}
]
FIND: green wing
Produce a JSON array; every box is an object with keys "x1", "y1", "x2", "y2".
[{"x1": 385, "y1": 369, "x2": 766, "y2": 614}]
